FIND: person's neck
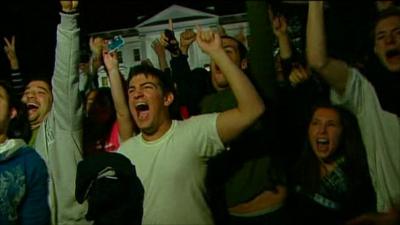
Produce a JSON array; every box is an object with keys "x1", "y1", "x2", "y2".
[
  {"x1": 142, "y1": 119, "x2": 173, "y2": 142},
  {"x1": 320, "y1": 160, "x2": 337, "y2": 177},
  {"x1": 30, "y1": 121, "x2": 41, "y2": 130}
]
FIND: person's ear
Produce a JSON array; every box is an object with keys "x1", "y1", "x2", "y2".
[
  {"x1": 9, "y1": 107, "x2": 17, "y2": 120},
  {"x1": 240, "y1": 58, "x2": 248, "y2": 70},
  {"x1": 163, "y1": 92, "x2": 174, "y2": 107}
]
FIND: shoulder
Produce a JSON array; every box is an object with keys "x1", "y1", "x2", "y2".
[
  {"x1": 347, "y1": 67, "x2": 373, "y2": 90},
  {"x1": 118, "y1": 135, "x2": 141, "y2": 154},
  {"x1": 181, "y1": 113, "x2": 219, "y2": 125},
  {"x1": 175, "y1": 113, "x2": 223, "y2": 146},
  {"x1": 18, "y1": 147, "x2": 47, "y2": 172},
  {"x1": 18, "y1": 146, "x2": 43, "y2": 161}
]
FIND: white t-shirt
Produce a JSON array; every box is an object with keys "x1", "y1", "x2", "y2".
[
  {"x1": 119, "y1": 113, "x2": 224, "y2": 224},
  {"x1": 331, "y1": 67, "x2": 400, "y2": 212}
]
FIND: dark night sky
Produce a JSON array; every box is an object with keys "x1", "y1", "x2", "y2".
[
  {"x1": 0, "y1": 0, "x2": 246, "y2": 76},
  {"x1": 0, "y1": 1, "x2": 377, "y2": 78}
]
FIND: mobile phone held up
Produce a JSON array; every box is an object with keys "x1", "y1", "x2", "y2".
[
  {"x1": 163, "y1": 29, "x2": 180, "y2": 54},
  {"x1": 164, "y1": 29, "x2": 176, "y2": 42},
  {"x1": 108, "y1": 35, "x2": 125, "y2": 53}
]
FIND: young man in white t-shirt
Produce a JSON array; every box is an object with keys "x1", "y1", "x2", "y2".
[{"x1": 118, "y1": 27, "x2": 265, "y2": 224}]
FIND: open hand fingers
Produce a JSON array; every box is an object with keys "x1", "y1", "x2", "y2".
[
  {"x1": 3, "y1": 37, "x2": 11, "y2": 48},
  {"x1": 199, "y1": 29, "x2": 214, "y2": 43},
  {"x1": 289, "y1": 65, "x2": 309, "y2": 86}
]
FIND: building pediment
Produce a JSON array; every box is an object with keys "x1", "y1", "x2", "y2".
[{"x1": 135, "y1": 4, "x2": 218, "y2": 32}]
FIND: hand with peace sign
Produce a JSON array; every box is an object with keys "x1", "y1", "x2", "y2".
[{"x1": 3, "y1": 36, "x2": 19, "y2": 70}]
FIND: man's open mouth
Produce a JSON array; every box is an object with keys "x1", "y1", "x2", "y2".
[
  {"x1": 26, "y1": 103, "x2": 39, "y2": 112},
  {"x1": 135, "y1": 102, "x2": 150, "y2": 120}
]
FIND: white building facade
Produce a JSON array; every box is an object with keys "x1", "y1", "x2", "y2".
[{"x1": 92, "y1": 5, "x2": 248, "y2": 87}]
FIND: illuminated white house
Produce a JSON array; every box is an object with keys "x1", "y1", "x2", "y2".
[{"x1": 92, "y1": 4, "x2": 248, "y2": 87}]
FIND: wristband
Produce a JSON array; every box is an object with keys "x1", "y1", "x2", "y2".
[{"x1": 61, "y1": 10, "x2": 78, "y2": 14}]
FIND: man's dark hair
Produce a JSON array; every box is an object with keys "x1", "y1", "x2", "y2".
[
  {"x1": 128, "y1": 64, "x2": 174, "y2": 95},
  {"x1": 26, "y1": 73, "x2": 52, "y2": 91},
  {"x1": 221, "y1": 35, "x2": 248, "y2": 61},
  {"x1": 372, "y1": 6, "x2": 400, "y2": 38}
]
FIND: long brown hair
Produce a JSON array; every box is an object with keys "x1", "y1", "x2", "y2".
[{"x1": 292, "y1": 104, "x2": 370, "y2": 194}]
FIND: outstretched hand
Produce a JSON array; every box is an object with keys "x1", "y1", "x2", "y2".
[
  {"x1": 196, "y1": 26, "x2": 222, "y2": 56},
  {"x1": 90, "y1": 36, "x2": 105, "y2": 57},
  {"x1": 272, "y1": 15, "x2": 288, "y2": 37},
  {"x1": 288, "y1": 64, "x2": 310, "y2": 86},
  {"x1": 60, "y1": 0, "x2": 79, "y2": 13},
  {"x1": 3, "y1": 36, "x2": 19, "y2": 69},
  {"x1": 159, "y1": 18, "x2": 180, "y2": 56},
  {"x1": 216, "y1": 25, "x2": 227, "y2": 36},
  {"x1": 234, "y1": 25, "x2": 247, "y2": 45},
  {"x1": 180, "y1": 29, "x2": 196, "y2": 53},
  {"x1": 151, "y1": 39, "x2": 166, "y2": 56},
  {"x1": 102, "y1": 50, "x2": 119, "y2": 75}
]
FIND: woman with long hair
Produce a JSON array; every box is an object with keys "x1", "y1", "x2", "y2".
[{"x1": 288, "y1": 104, "x2": 376, "y2": 225}]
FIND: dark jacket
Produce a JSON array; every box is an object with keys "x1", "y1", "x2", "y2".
[{"x1": 76, "y1": 152, "x2": 144, "y2": 225}]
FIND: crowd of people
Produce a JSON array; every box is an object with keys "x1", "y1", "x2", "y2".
[{"x1": 0, "y1": 1, "x2": 399, "y2": 225}]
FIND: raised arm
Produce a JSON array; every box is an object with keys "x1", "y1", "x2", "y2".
[
  {"x1": 4, "y1": 36, "x2": 19, "y2": 70},
  {"x1": 89, "y1": 36, "x2": 104, "y2": 75},
  {"x1": 196, "y1": 27, "x2": 265, "y2": 143},
  {"x1": 52, "y1": 0, "x2": 82, "y2": 130},
  {"x1": 151, "y1": 39, "x2": 169, "y2": 71},
  {"x1": 234, "y1": 25, "x2": 247, "y2": 46},
  {"x1": 4, "y1": 36, "x2": 25, "y2": 97},
  {"x1": 78, "y1": 37, "x2": 103, "y2": 95},
  {"x1": 307, "y1": 1, "x2": 349, "y2": 95},
  {"x1": 103, "y1": 50, "x2": 135, "y2": 142},
  {"x1": 179, "y1": 28, "x2": 196, "y2": 56},
  {"x1": 271, "y1": 12, "x2": 292, "y2": 60},
  {"x1": 47, "y1": 1, "x2": 91, "y2": 224},
  {"x1": 160, "y1": 21, "x2": 201, "y2": 116}
]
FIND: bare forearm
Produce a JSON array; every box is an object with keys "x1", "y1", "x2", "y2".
[
  {"x1": 277, "y1": 34, "x2": 292, "y2": 60},
  {"x1": 307, "y1": 1, "x2": 328, "y2": 69},
  {"x1": 180, "y1": 46, "x2": 189, "y2": 56},
  {"x1": 157, "y1": 55, "x2": 169, "y2": 72},
  {"x1": 108, "y1": 69, "x2": 134, "y2": 141},
  {"x1": 9, "y1": 58, "x2": 19, "y2": 70},
  {"x1": 307, "y1": 1, "x2": 349, "y2": 95},
  {"x1": 90, "y1": 54, "x2": 102, "y2": 75}
]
